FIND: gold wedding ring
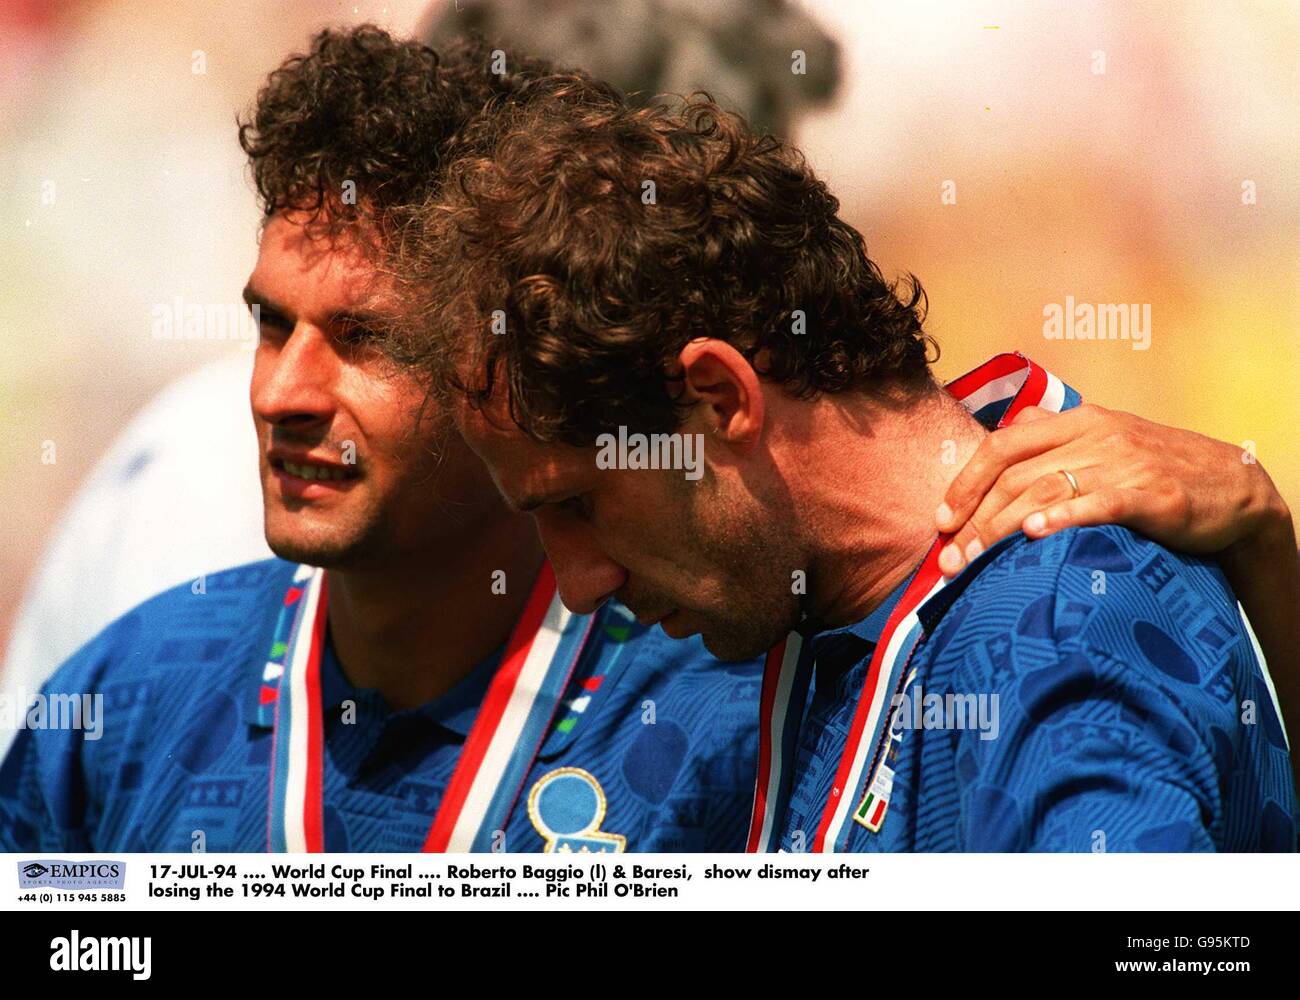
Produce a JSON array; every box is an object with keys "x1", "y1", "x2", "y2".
[{"x1": 1059, "y1": 469, "x2": 1081, "y2": 499}]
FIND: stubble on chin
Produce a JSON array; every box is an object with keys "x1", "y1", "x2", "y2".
[
  {"x1": 674, "y1": 484, "x2": 804, "y2": 662},
  {"x1": 697, "y1": 587, "x2": 801, "y2": 662},
  {"x1": 261, "y1": 498, "x2": 379, "y2": 571}
]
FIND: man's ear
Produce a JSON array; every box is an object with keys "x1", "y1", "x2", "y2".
[{"x1": 677, "y1": 339, "x2": 764, "y2": 449}]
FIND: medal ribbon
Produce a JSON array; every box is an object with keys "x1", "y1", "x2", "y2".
[
  {"x1": 265, "y1": 561, "x2": 593, "y2": 852},
  {"x1": 746, "y1": 353, "x2": 1080, "y2": 852}
]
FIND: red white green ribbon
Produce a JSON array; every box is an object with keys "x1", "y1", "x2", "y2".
[
  {"x1": 266, "y1": 562, "x2": 592, "y2": 852},
  {"x1": 747, "y1": 353, "x2": 1078, "y2": 852}
]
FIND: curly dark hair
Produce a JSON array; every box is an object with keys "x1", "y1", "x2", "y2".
[
  {"x1": 391, "y1": 94, "x2": 938, "y2": 444},
  {"x1": 237, "y1": 24, "x2": 618, "y2": 244}
]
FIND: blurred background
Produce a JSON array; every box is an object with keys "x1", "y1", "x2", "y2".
[{"x1": 1, "y1": 0, "x2": 1297, "y2": 669}]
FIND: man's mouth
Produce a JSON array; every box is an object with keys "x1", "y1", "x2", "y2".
[
  {"x1": 630, "y1": 606, "x2": 685, "y2": 631},
  {"x1": 267, "y1": 452, "x2": 361, "y2": 497},
  {"x1": 272, "y1": 458, "x2": 358, "y2": 482},
  {"x1": 620, "y1": 588, "x2": 681, "y2": 630},
  {"x1": 658, "y1": 610, "x2": 697, "y2": 639}
]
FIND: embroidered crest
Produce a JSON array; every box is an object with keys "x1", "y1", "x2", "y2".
[{"x1": 528, "y1": 767, "x2": 626, "y2": 853}]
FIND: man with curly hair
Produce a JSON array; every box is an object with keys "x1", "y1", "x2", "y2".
[
  {"x1": 4, "y1": 23, "x2": 1292, "y2": 856},
  {"x1": 404, "y1": 93, "x2": 1298, "y2": 851},
  {"x1": 0, "y1": 0, "x2": 847, "y2": 758},
  {"x1": 0, "y1": 26, "x2": 764, "y2": 853}
]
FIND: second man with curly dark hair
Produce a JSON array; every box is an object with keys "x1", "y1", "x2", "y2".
[{"x1": 399, "y1": 92, "x2": 1297, "y2": 851}]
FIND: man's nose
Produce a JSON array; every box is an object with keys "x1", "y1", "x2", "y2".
[
  {"x1": 251, "y1": 324, "x2": 337, "y2": 429},
  {"x1": 535, "y1": 515, "x2": 627, "y2": 615}
]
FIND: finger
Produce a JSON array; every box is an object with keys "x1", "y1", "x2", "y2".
[
  {"x1": 1021, "y1": 487, "x2": 1149, "y2": 539},
  {"x1": 976, "y1": 468, "x2": 1082, "y2": 546},
  {"x1": 937, "y1": 404, "x2": 1102, "y2": 533},
  {"x1": 939, "y1": 468, "x2": 1084, "y2": 577},
  {"x1": 940, "y1": 442, "x2": 1101, "y2": 572},
  {"x1": 1007, "y1": 405, "x2": 1054, "y2": 425},
  {"x1": 938, "y1": 525, "x2": 991, "y2": 578}
]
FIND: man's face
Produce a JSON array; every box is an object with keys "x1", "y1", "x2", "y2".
[
  {"x1": 247, "y1": 214, "x2": 499, "y2": 570},
  {"x1": 457, "y1": 397, "x2": 802, "y2": 661}
]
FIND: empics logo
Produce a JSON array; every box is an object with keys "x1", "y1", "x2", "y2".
[
  {"x1": 19, "y1": 860, "x2": 125, "y2": 890},
  {"x1": 50, "y1": 931, "x2": 151, "y2": 980}
]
